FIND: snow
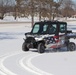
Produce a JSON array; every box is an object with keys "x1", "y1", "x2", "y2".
[
  {"x1": 32, "y1": 52, "x2": 76, "y2": 75},
  {"x1": 0, "y1": 16, "x2": 39, "y2": 22},
  {"x1": 0, "y1": 17, "x2": 76, "y2": 75},
  {"x1": 2, "y1": 16, "x2": 76, "y2": 23}
]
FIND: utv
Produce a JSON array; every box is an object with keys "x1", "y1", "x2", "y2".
[{"x1": 22, "y1": 21, "x2": 76, "y2": 53}]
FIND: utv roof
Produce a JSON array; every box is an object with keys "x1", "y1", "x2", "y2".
[{"x1": 35, "y1": 20, "x2": 67, "y2": 24}]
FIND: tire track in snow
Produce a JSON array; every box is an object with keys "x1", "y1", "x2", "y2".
[
  {"x1": 0, "y1": 70, "x2": 7, "y2": 75},
  {"x1": 0, "y1": 55, "x2": 7, "y2": 75},
  {"x1": 0, "y1": 51, "x2": 22, "y2": 75},
  {"x1": 0, "y1": 51, "x2": 39, "y2": 75},
  {"x1": 0, "y1": 51, "x2": 53, "y2": 75},
  {"x1": 19, "y1": 54, "x2": 53, "y2": 75}
]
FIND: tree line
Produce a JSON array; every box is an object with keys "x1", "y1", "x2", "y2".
[{"x1": 0, "y1": 0, "x2": 76, "y2": 26}]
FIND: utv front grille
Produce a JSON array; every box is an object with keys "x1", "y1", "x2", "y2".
[{"x1": 25, "y1": 37, "x2": 36, "y2": 43}]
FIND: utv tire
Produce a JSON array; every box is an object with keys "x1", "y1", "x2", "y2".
[
  {"x1": 38, "y1": 43, "x2": 45, "y2": 53},
  {"x1": 67, "y1": 42, "x2": 75, "y2": 51},
  {"x1": 22, "y1": 42, "x2": 29, "y2": 51}
]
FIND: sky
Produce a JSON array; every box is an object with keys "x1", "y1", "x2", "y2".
[
  {"x1": 72, "y1": 0, "x2": 76, "y2": 4},
  {"x1": 73, "y1": 0, "x2": 76, "y2": 2}
]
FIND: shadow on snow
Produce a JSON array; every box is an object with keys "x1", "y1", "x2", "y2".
[{"x1": 0, "y1": 32, "x2": 24, "y2": 40}]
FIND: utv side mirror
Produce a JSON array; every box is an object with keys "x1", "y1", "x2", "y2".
[{"x1": 25, "y1": 32, "x2": 30, "y2": 35}]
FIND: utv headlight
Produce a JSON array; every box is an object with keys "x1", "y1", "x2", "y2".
[{"x1": 35, "y1": 37, "x2": 43, "y2": 41}]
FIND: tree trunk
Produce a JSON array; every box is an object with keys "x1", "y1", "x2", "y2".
[
  {"x1": 49, "y1": 5, "x2": 52, "y2": 20},
  {"x1": 14, "y1": 5, "x2": 17, "y2": 20},
  {"x1": 39, "y1": 11, "x2": 41, "y2": 21},
  {"x1": 31, "y1": 14, "x2": 34, "y2": 28}
]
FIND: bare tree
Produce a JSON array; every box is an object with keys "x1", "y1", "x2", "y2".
[
  {"x1": 0, "y1": 0, "x2": 4, "y2": 19},
  {"x1": 25, "y1": 0, "x2": 37, "y2": 27},
  {"x1": 61, "y1": 0, "x2": 74, "y2": 18},
  {"x1": 14, "y1": 0, "x2": 23, "y2": 19},
  {"x1": 47, "y1": 0, "x2": 54, "y2": 20},
  {"x1": 29, "y1": 0, "x2": 35, "y2": 27},
  {"x1": 0, "y1": 0, "x2": 15, "y2": 19}
]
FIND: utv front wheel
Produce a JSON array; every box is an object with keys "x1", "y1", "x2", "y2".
[
  {"x1": 67, "y1": 42, "x2": 75, "y2": 51},
  {"x1": 38, "y1": 43, "x2": 45, "y2": 53},
  {"x1": 22, "y1": 42, "x2": 29, "y2": 51}
]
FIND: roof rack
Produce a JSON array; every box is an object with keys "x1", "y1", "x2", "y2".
[{"x1": 43, "y1": 20, "x2": 59, "y2": 22}]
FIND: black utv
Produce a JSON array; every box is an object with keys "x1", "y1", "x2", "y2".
[{"x1": 22, "y1": 21, "x2": 76, "y2": 53}]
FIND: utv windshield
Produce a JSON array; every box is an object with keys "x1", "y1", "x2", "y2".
[
  {"x1": 31, "y1": 23, "x2": 48, "y2": 34},
  {"x1": 31, "y1": 23, "x2": 57, "y2": 34}
]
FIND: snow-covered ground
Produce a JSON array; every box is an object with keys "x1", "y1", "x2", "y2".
[
  {"x1": 0, "y1": 20, "x2": 76, "y2": 75},
  {"x1": 0, "y1": 16, "x2": 39, "y2": 22},
  {"x1": 1, "y1": 16, "x2": 76, "y2": 22}
]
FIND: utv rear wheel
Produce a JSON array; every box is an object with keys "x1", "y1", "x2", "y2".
[
  {"x1": 67, "y1": 42, "x2": 75, "y2": 51},
  {"x1": 22, "y1": 42, "x2": 29, "y2": 51},
  {"x1": 38, "y1": 43, "x2": 45, "y2": 53}
]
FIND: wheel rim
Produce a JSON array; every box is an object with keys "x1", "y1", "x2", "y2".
[
  {"x1": 68, "y1": 43, "x2": 75, "y2": 51},
  {"x1": 71, "y1": 44, "x2": 75, "y2": 50}
]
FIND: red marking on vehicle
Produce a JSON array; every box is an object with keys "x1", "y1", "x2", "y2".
[
  {"x1": 50, "y1": 44, "x2": 62, "y2": 48},
  {"x1": 53, "y1": 36, "x2": 60, "y2": 43},
  {"x1": 50, "y1": 45, "x2": 57, "y2": 48}
]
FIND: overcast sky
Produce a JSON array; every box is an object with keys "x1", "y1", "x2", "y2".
[{"x1": 73, "y1": 0, "x2": 76, "y2": 2}]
